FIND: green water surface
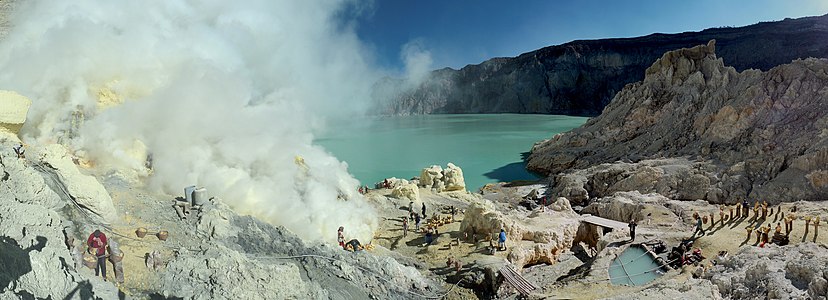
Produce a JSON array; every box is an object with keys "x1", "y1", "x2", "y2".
[
  {"x1": 608, "y1": 246, "x2": 663, "y2": 286},
  {"x1": 314, "y1": 114, "x2": 587, "y2": 191}
]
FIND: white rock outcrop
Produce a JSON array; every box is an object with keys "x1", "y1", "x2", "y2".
[
  {"x1": 38, "y1": 144, "x2": 119, "y2": 223},
  {"x1": 550, "y1": 197, "x2": 573, "y2": 212},
  {"x1": 443, "y1": 163, "x2": 466, "y2": 191},
  {"x1": 420, "y1": 165, "x2": 444, "y2": 188},
  {"x1": 460, "y1": 200, "x2": 580, "y2": 267},
  {"x1": 390, "y1": 182, "x2": 420, "y2": 202},
  {"x1": 419, "y1": 163, "x2": 466, "y2": 192},
  {"x1": 0, "y1": 90, "x2": 31, "y2": 136}
]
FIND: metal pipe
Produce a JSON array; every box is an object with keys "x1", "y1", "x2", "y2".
[{"x1": 174, "y1": 204, "x2": 187, "y2": 220}]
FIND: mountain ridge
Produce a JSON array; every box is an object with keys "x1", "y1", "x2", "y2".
[{"x1": 375, "y1": 13, "x2": 828, "y2": 116}]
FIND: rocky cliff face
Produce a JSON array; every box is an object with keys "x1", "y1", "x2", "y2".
[
  {"x1": 527, "y1": 40, "x2": 828, "y2": 204},
  {"x1": 375, "y1": 14, "x2": 828, "y2": 116}
]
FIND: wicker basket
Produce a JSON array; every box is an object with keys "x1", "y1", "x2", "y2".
[
  {"x1": 135, "y1": 227, "x2": 147, "y2": 238},
  {"x1": 109, "y1": 252, "x2": 124, "y2": 263},
  {"x1": 82, "y1": 253, "x2": 97, "y2": 269}
]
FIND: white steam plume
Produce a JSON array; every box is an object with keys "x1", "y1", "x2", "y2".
[
  {"x1": 400, "y1": 39, "x2": 433, "y2": 86},
  {"x1": 0, "y1": 0, "x2": 382, "y2": 242}
]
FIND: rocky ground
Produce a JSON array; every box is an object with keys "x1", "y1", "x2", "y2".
[
  {"x1": 368, "y1": 179, "x2": 828, "y2": 299},
  {"x1": 0, "y1": 132, "x2": 445, "y2": 299},
  {"x1": 4, "y1": 123, "x2": 828, "y2": 299}
]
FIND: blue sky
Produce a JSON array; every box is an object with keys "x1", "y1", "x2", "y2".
[{"x1": 347, "y1": 0, "x2": 828, "y2": 71}]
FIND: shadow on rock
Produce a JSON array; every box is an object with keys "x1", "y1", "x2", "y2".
[
  {"x1": 0, "y1": 235, "x2": 47, "y2": 292},
  {"x1": 62, "y1": 280, "x2": 94, "y2": 300},
  {"x1": 149, "y1": 293, "x2": 184, "y2": 300}
]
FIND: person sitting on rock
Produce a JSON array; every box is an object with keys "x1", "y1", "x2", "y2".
[
  {"x1": 87, "y1": 230, "x2": 108, "y2": 280},
  {"x1": 347, "y1": 239, "x2": 363, "y2": 252},
  {"x1": 498, "y1": 229, "x2": 507, "y2": 251},
  {"x1": 424, "y1": 228, "x2": 433, "y2": 245},
  {"x1": 691, "y1": 248, "x2": 705, "y2": 262}
]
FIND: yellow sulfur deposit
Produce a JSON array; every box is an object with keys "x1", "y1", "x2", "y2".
[{"x1": 0, "y1": 90, "x2": 32, "y2": 137}]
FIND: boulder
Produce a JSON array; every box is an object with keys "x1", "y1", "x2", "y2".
[
  {"x1": 418, "y1": 163, "x2": 466, "y2": 192},
  {"x1": 0, "y1": 90, "x2": 31, "y2": 136},
  {"x1": 550, "y1": 197, "x2": 573, "y2": 212},
  {"x1": 38, "y1": 144, "x2": 119, "y2": 223},
  {"x1": 390, "y1": 182, "x2": 420, "y2": 202},
  {"x1": 443, "y1": 163, "x2": 466, "y2": 191},
  {"x1": 419, "y1": 165, "x2": 443, "y2": 188}
]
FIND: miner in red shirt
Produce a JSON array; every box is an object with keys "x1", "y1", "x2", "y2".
[{"x1": 87, "y1": 229, "x2": 108, "y2": 280}]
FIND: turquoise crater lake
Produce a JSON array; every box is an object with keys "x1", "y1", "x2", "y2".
[{"x1": 315, "y1": 114, "x2": 588, "y2": 191}]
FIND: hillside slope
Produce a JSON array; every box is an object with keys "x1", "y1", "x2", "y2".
[{"x1": 527, "y1": 40, "x2": 828, "y2": 204}]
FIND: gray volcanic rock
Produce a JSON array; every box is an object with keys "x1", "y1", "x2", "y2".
[
  {"x1": 528, "y1": 40, "x2": 828, "y2": 204},
  {"x1": 605, "y1": 278, "x2": 722, "y2": 300},
  {"x1": 0, "y1": 139, "x2": 119, "y2": 300},
  {"x1": 706, "y1": 243, "x2": 828, "y2": 299},
  {"x1": 549, "y1": 158, "x2": 723, "y2": 205},
  {"x1": 376, "y1": 14, "x2": 828, "y2": 116},
  {"x1": 157, "y1": 198, "x2": 443, "y2": 300},
  {"x1": 159, "y1": 243, "x2": 311, "y2": 299}
]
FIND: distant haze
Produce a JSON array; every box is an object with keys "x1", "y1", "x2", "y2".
[{"x1": 0, "y1": 0, "x2": 429, "y2": 243}]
